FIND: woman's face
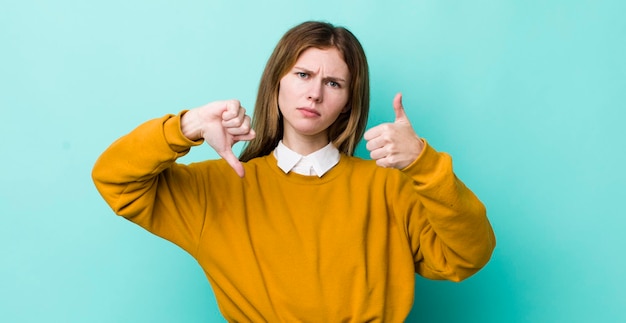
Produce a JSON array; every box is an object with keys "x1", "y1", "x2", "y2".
[{"x1": 278, "y1": 47, "x2": 350, "y2": 145}]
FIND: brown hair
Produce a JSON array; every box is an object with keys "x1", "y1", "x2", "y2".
[{"x1": 239, "y1": 21, "x2": 370, "y2": 162}]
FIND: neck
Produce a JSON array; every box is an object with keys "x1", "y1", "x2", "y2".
[{"x1": 282, "y1": 134, "x2": 329, "y2": 156}]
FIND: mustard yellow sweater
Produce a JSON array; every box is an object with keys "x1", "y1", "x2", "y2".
[{"x1": 92, "y1": 113, "x2": 495, "y2": 322}]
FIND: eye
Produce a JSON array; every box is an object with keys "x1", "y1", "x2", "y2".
[
  {"x1": 296, "y1": 72, "x2": 309, "y2": 79},
  {"x1": 327, "y1": 80, "x2": 341, "y2": 88}
]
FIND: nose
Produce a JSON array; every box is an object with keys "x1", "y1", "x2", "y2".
[{"x1": 307, "y1": 81, "x2": 323, "y2": 103}]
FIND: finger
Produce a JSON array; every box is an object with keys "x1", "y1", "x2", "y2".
[
  {"x1": 363, "y1": 125, "x2": 383, "y2": 141},
  {"x1": 217, "y1": 148, "x2": 245, "y2": 177},
  {"x1": 222, "y1": 108, "x2": 249, "y2": 128},
  {"x1": 369, "y1": 147, "x2": 389, "y2": 161},
  {"x1": 365, "y1": 136, "x2": 386, "y2": 151},
  {"x1": 222, "y1": 100, "x2": 242, "y2": 120},
  {"x1": 226, "y1": 115, "x2": 252, "y2": 136},
  {"x1": 233, "y1": 129, "x2": 256, "y2": 142},
  {"x1": 393, "y1": 92, "x2": 408, "y2": 122},
  {"x1": 228, "y1": 126, "x2": 255, "y2": 137},
  {"x1": 375, "y1": 157, "x2": 392, "y2": 168}
]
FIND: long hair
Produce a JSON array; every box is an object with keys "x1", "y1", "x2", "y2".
[{"x1": 239, "y1": 21, "x2": 370, "y2": 162}]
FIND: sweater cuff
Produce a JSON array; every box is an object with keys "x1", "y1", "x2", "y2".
[
  {"x1": 163, "y1": 110, "x2": 204, "y2": 153},
  {"x1": 400, "y1": 139, "x2": 445, "y2": 185}
]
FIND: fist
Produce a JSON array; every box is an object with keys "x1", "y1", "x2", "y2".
[
  {"x1": 181, "y1": 100, "x2": 256, "y2": 177},
  {"x1": 363, "y1": 93, "x2": 423, "y2": 169}
]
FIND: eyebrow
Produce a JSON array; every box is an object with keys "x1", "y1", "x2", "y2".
[{"x1": 294, "y1": 66, "x2": 348, "y2": 83}]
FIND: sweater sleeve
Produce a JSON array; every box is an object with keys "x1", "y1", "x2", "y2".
[
  {"x1": 91, "y1": 112, "x2": 209, "y2": 256},
  {"x1": 400, "y1": 140, "x2": 496, "y2": 282}
]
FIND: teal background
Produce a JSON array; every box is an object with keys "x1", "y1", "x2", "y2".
[{"x1": 2, "y1": 0, "x2": 625, "y2": 322}]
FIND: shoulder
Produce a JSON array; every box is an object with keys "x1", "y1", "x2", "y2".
[
  {"x1": 342, "y1": 154, "x2": 378, "y2": 170},
  {"x1": 342, "y1": 156, "x2": 418, "y2": 209},
  {"x1": 179, "y1": 158, "x2": 266, "y2": 192},
  {"x1": 342, "y1": 155, "x2": 411, "y2": 183},
  {"x1": 177, "y1": 158, "x2": 235, "y2": 181}
]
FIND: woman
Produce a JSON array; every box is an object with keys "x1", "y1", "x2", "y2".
[{"x1": 93, "y1": 21, "x2": 495, "y2": 322}]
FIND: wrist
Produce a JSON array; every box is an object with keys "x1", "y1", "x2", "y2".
[{"x1": 180, "y1": 109, "x2": 203, "y2": 141}]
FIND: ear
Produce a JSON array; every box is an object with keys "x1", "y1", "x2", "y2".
[{"x1": 341, "y1": 105, "x2": 351, "y2": 113}]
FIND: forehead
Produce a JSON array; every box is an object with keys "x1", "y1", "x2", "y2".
[{"x1": 294, "y1": 47, "x2": 350, "y2": 78}]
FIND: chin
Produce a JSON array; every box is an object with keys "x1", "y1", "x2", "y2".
[
  {"x1": 289, "y1": 122, "x2": 323, "y2": 135},
  {"x1": 297, "y1": 129, "x2": 324, "y2": 137}
]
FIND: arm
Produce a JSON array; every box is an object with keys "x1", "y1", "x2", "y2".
[
  {"x1": 91, "y1": 100, "x2": 255, "y2": 254},
  {"x1": 92, "y1": 113, "x2": 206, "y2": 254},
  {"x1": 366, "y1": 93, "x2": 495, "y2": 281},
  {"x1": 401, "y1": 142, "x2": 495, "y2": 282}
]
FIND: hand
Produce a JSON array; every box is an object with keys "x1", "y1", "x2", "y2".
[
  {"x1": 363, "y1": 93, "x2": 424, "y2": 169},
  {"x1": 181, "y1": 100, "x2": 256, "y2": 177}
]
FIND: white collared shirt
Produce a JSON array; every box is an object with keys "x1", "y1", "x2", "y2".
[{"x1": 273, "y1": 140, "x2": 340, "y2": 177}]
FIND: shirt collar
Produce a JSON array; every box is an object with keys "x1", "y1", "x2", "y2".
[{"x1": 274, "y1": 140, "x2": 340, "y2": 177}]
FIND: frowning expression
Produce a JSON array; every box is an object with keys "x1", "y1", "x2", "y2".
[{"x1": 278, "y1": 47, "x2": 350, "y2": 143}]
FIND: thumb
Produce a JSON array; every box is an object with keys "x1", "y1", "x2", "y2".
[
  {"x1": 393, "y1": 92, "x2": 408, "y2": 122},
  {"x1": 218, "y1": 148, "x2": 245, "y2": 178}
]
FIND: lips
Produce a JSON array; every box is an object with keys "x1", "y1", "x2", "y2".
[{"x1": 297, "y1": 107, "x2": 321, "y2": 117}]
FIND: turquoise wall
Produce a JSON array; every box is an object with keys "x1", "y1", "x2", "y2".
[{"x1": 2, "y1": 0, "x2": 625, "y2": 322}]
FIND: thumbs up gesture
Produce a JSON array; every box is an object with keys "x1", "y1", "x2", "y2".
[
  {"x1": 363, "y1": 93, "x2": 424, "y2": 169},
  {"x1": 181, "y1": 100, "x2": 256, "y2": 177}
]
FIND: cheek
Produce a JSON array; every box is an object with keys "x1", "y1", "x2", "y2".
[
  {"x1": 331, "y1": 91, "x2": 350, "y2": 111},
  {"x1": 278, "y1": 79, "x2": 293, "y2": 102},
  {"x1": 341, "y1": 93, "x2": 350, "y2": 107}
]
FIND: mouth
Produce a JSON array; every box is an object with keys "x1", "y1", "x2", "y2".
[{"x1": 297, "y1": 107, "x2": 321, "y2": 117}]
